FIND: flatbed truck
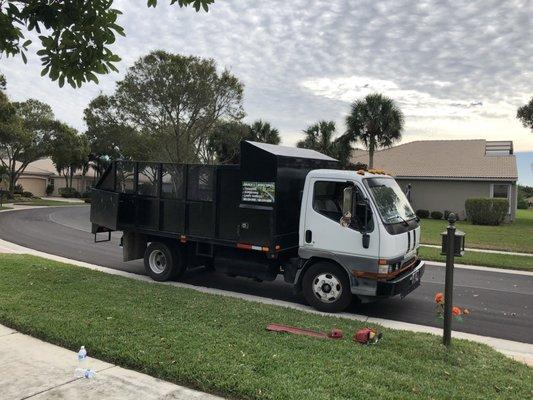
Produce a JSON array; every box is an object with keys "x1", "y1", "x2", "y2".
[{"x1": 91, "y1": 141, "x2": 424, "y2": 312}]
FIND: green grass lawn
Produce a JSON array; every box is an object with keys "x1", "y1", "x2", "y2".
[
  {"x1": 13, "y1": 198, "x2": 85, "y2": 206},
  {"x1": 0, "y1": 206, "x2": 12, "y2": 210},
  {"x1": 0, "y1": 254, "x2": 531, "y2": 400},
  {"x1": 420, "y1": 247, "x2": 533, "y2": 271},
  {"x1": 420, "y1": 209, "x2": 533, "y2": 254}
]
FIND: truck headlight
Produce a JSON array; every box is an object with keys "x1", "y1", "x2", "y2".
[
  {"x1": 378, "y1": 265, "x2": 388, "y2": 274},
  {"x1": 378, "y1": 262, "x2": 390, "y2": 275}
]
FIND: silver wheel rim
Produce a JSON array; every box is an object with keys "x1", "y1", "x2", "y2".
[
  {"x1": 312, "y1": 273, "x2": 342, "y2": 303},
  {"x1": 148, "y1": 250, "x2": 167, "y2": 274}
]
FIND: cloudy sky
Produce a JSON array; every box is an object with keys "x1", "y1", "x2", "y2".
[{"x1": 1, "y1": 0, "x2": 532, "y2": 176}]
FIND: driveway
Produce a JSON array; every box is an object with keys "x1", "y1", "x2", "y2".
[{"x1": 0, "y1": 205, "x2": 531, "y2": 344}]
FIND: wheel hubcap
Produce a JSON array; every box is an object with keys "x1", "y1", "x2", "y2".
[
  {"x1": 148, "y1": 250, "x2": 167, "y2": 274},
  {"x1": 312, "y1": 273, "x2": 342, "y2": 303}
]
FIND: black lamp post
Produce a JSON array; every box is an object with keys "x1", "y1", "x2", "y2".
[{"x1": 440, "y1": 213, "x2": 465, "y2": 346}]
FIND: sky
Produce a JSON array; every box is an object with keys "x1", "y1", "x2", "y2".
[{"x1": 1, "y1": 0, "x2": 532, "y2": 180}]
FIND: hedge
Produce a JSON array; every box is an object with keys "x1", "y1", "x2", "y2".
[
  {"x1": 416, "y1": 209, "x2": 430, "y2": 219},
  {"x1": 465, "y1": 198, "x2": 509, "y2": 225},
  {"x1": 58, "y1": 187, "x2": 80, "y2": 198},
  {"x1": 517, "y1": 197, "x2": 528, "y2": 210},
  {"x1": 430, "y1": 211, "x2": 443, "y2": 220}
]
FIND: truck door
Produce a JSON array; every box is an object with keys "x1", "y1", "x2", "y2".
[{"x1": 301, "y1": 179, "x2": 379, "y2": 265}]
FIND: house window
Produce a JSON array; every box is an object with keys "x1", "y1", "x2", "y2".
[{"x1": 491, "y1": 184, "x2": 511, "y2": 213}]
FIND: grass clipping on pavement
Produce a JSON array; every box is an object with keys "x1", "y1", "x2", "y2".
[{"x1": 0, "y1": 255, "x2": 531, "y2": 400}]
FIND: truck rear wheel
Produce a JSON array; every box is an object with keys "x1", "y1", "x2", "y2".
[
  {"x1": 302, "y1": 262, "x2": 352, "y2": 313},
  {"x1": 144, "y1": 242, "x2": 183, "y2": 281}
]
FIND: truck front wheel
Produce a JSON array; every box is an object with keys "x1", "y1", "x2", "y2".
[
  {"x1": 144, "y1": 242, "x2": 182, "y2": 281},
  {"x1": 302, "y1": 262, "x2": 352, "y2": 313}
]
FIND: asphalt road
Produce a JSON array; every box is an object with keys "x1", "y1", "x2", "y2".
[{"x1": 1, "y1": 206, "x2": 532, "y2": 344}]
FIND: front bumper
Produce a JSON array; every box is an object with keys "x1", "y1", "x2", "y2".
[{"x1": 375, "y1": 259, "x2": 425, "y2": 297}]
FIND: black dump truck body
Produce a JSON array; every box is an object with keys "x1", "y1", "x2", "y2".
[{"x1": 91, "y1": 141, "x2": 337, "y2": 280}]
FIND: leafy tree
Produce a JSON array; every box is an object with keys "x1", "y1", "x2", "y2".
[
  {"x1": 84, "y1": 51, "x2": 244, "y2": 164},
  {"x1": 248, "y1": 120, "x2": 281, "y2": 145},
  {"x1": 0, "y1": 97, "x2": 55, "y2": 195},
  {"x1": 296, "y1": 120, "x2": 353, "y2": 166},
  {"x1": 83, "y1": 95, "x2": 154, "y2": 177},
  {"x1": 50, "y1": 124, "x2": 89, "y2": 188},
  {"x1": 345, "y1": 93, "x2": 404, "y2": 169},
  {"x1": 1, "y1": 0, "x2": 214, "y2": 88},
  {"x1": 517, "y1": 98, "x2": 533, "y2": 131}
]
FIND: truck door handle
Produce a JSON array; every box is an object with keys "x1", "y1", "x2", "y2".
[{"x1": 305, "y1": 230, "x2": 312, "y2": 243}]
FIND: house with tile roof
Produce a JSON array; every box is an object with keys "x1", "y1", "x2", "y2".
[
  {"x1": 351, "y1": 140, "x2": 518, "y2": 221},
  {"x1": 1, "y1": 158, "x2": 98, "y2": 197}
]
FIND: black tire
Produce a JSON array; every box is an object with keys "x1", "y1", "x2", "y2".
[
  {"x1": 302, "y1": 261, "x2": 352, "y2": 313},
  {"x1": 144, "y1": 242, "x2": 183, "y2": 281}
]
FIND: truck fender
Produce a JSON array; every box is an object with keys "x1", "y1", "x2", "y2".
[{"x1": 294, "y1": 257, "x2": 351, "y2": 294}]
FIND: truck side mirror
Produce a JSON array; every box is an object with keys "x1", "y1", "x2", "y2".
[
  {"x1": 362, "y1": 232, "x2": 370, "y2": 249},
  {"x1": 361, "y1": 199, "x2": 371, "y2": 248},
  {"x1": 342, "y1": 186, "x2": 353, "y2": 216}
]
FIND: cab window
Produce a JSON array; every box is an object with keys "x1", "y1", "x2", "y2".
[{"x1": 313, "y1": 181, "x2": 373, "y2": 231}]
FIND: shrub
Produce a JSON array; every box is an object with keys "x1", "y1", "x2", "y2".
[
  {"x1": 416, "y1": 209, "x2": 430, "y2": 219},
  {"x1": 59, "y1": 187, "x2": 80, "y2": 198},
  {"x1": 430, "y1": 211, "x2": 443, "y2": 220},
  {"x1": 22, "y1": 191, "x2": 33, "y2": 198},
  {"x1": 13, "y1": 184, "x2": 23, "y2": 195},
  {"x1": 465, "y1": 198, "x2": 509, "y2": 225},
  {"x1": 45, "y1": 184, "x2": 54, "y2": 196},
  {"x1": 517, "y1": 197, "x2": 528, "y2": 210}
]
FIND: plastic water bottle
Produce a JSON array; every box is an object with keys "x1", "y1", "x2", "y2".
[
  {"x1": 74, "y1": 346, "x2": 90, "y2": 378},
  {"x1": 78, "y1": 346, "x2": 87, "y2": 368}
]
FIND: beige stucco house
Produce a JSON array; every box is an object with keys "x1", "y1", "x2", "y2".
[
  {"x1": 351, "y1": 140, "x2": 518, "y2": 221},
  {"x1": 1, "y1": 158, "x2": 98, "y2": 197}
]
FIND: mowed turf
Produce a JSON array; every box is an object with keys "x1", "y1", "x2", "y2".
[
  {"x1": 0, "y1": 255, "x2": 531, "y2": 400},
  {"x1": 419, "y1": 247, "x2": 533, "y2": 271},
  {"x1": 419, "y1": 209, "x2": 533, "y2": 254}
]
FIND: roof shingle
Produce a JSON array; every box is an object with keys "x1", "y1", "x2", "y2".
[{"x1": 351, "y1": 139, "x2": 517, "y2": 181}]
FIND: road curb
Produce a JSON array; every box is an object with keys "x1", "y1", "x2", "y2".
[
  {"x1": 425, "y1": 260, "x2": 533, "y2": 276},
  {"x1": 0, "y1": 237, "x2": 531, "y2": 367},
  {"x1": 421, "y1": 243, "x2": 533, "y2": 257}
]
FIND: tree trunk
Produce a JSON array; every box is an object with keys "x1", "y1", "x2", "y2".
[
  {"x1": 368, "y1": 138, "x2": 375, "y2": 169},
  {"x1": 69, "y1": 168, "x2": 74, "y2": 189},
  {"x1": 8, "y1": 160, "x2": 16, "y2": 196}
]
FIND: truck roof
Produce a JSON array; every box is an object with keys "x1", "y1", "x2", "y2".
[
  {"x1": 308, "y1": 169, "x2": 393, "y2": 182},
  {"x1": 246, "y1": 141, "x2": 337, "y2": 161}
]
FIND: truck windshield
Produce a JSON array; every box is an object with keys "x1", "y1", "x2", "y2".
[{"x1": 364, "y1": 177, "x2": 416, "y2": 224}]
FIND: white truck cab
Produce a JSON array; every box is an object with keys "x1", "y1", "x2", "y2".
[{"x1": 296, "y1": 169, "x2": 424, "y2": 312}]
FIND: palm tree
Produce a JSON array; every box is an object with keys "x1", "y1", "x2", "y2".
[
  {"x1": 345, "y1": 93, "x2": 404, "y2": 169},
  {"x1": 297, "y1": 120, "x2": 335, "y2": 153},
  {"x1": 297, "y1": 120, "x2": 353, "y2": 166},
  {"x1": 249, "y1": 120, "x2": 281, "y2": 144}
]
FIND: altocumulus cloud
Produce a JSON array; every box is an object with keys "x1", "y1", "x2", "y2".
[{"x1": 1, "y1": 0, "x2": 532, "y2": 150}]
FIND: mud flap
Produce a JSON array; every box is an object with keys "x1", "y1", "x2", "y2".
[{"x1": 123, "y1": 231, "x2": 147, "y2": 262}]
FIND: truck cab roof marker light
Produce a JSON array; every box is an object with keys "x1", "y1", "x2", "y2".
[{"x1": 180, "y1": 235, "x2": 187, "y2": 243}]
